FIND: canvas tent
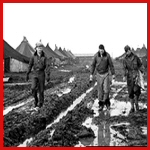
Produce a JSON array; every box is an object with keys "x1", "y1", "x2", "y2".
[
  {"x1": 63, "y1": 48, "x2": 73, "y2": 58},
  {"x1": 67, "y1": 50, "x2": 76, "y2": 59},
  {"x1": 4, "y1": 40, "x2": 30, "y2": 72},
  {"x1": 58, "y1": 47, "x2": 69, "y2": 58},
  {"x1": 16, "y1": 36, "x2": 35, "y2": 58},
  {"x1": 46, "y1": 43, "x2": 61, "y2": 59},
  {"x1": 46, "y1": 43, "x2": 61, "y2": 66},
  {"x1": 54, "y1": 46, "x2": 67, "y2": 59}
]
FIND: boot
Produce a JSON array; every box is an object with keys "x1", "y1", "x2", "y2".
[
  {"x1": 105, "y1": 99, "x2": 111, "y2": 110},
  {"x1": 130, "y1": 98, "x2": 135, "y2": 113},
  {"x1": 135, "y1": 96, "x2": 139, "y2": 111},
  {"x1": 103, "y1": 93, "x2": 110, "y2": 110},
  {"x1": 99, "y1": 101, "x2": 104, "y2": 111}
]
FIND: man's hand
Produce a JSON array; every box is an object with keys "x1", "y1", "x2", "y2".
[
  {"x1": 26, "y1": 74, "x2": 29, "y2": 81},
  {"x1": 123, "y1": 76, "x2": 126, "y2": 82}
]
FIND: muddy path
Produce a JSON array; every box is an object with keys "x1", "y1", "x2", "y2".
[
  {"x1": 4, "y1": 68, "x2": 147, "y2": 147},
  {"x1": 4, "y1": 73, "x2": 95, "y2": 146},
  {"x1": 25, "y1": 81, "x2": 147, "y2": 147}
]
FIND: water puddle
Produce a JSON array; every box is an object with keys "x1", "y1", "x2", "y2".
[
  {"x1": 68, "y1": 76, "x2": 75, "y2": 83},
  {"x1": 76, "y1": 81, "x2": 147, "y2": 146},
  {"x1": 52, "y1": 87, "x2": 71, "y2": 97},
  {"x1": 59, "y1": 70, "x2": 71, "y2": 72},
  {"x1": 4, "y1": 82, "x2": 31, "y2": 86},
  {"x1": 18, "y1": 137, "x2": 33, "y2": 147},
  {"x1": 141, "y1": 127, "x2": 147, "y2": 135},
  {"x1": 3, "y1": 98, "x2": 33, "y2": 115},
  {"x1": 76, "y1": 114, "x2": 130, "y2": 146},
  {"x1": 110, "y1": 122, "x2": 130, "y2": 146},
  {"x1": 4, "y1": 76, "x2": 75, "y2": 115}
]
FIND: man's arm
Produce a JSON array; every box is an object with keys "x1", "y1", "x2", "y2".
[
  {"x1": 45, "y1": 57, "x2": 51, "y2": 82},
  {"x1": 108, "y1": 54, "x2": 115, "y2": 75},
  {"x1": 26, "y1": 57, "x2": 34, "y2": 81},
  {"x1": 137, "y1": 56, "x2": 145, "y2": 73},
  {"x1": 90, "y1": 55, "x2": 97, "y2": 75},
  {"x1": 26, "y1": 57, "x2": 34, "y2": 75},
  {"x1": 122, "y1": 59, "x2": 128, "y2": 78}
]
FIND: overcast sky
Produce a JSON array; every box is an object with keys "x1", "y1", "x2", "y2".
[{"x1": 3, "y1": 3, "x2": 147, "y2": 58}]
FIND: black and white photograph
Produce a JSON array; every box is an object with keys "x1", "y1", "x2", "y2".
[{"x1": 3, "y1": 3, "x2": 147, "y2": 147}]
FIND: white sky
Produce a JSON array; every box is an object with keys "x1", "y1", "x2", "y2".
[{"x1": 3, "y1": 3, "x2": 147, "y2": 58}]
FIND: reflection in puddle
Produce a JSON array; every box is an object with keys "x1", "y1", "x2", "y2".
[
  {"x1": 79, "y1": 115, "x2": 130, "y2": 146},
  {"x1": 78, "y1": 113, "x2": 129, "y2": 147},
  {"x1": 77, "y1": 81, "x2": 147, "y2": 147}
]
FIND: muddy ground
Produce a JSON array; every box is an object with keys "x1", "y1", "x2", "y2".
[{"x1": 4, "y1": 64, "x2": 147, "y2": 147}]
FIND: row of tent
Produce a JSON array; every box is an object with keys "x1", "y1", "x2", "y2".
[{"x1": 4, "y1": 36, "x2": 76, "y2": 73}]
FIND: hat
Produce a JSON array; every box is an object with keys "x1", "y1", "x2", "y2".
[
  {"x1": 124, "y1": 45, "x2": 131, "y2": 52},
  {"x1": 99, "y1": 44, "x2": 105, "y2": 50},
  {"x1": 35, "y1": 40, "x2": 44, "y2": 48}
]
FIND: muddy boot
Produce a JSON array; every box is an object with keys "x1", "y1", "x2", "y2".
[
  {"x1": 99, "y1": 101, "x2": 104, "y2": 111},
  {"x1": 135, "y1": 96, "x2": 139, "y2": 111},
  {"x1": 105, "y1": 99, "x2": 111, "y2": 110},
  {"x1": 103, "y1": 93, "x2": 110, "y2": 109},
  {"x1": 130, "y1": 98, "x2": 135, "y2": 113}
]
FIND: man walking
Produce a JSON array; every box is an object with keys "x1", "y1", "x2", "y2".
[
  {"x1": 26, "y1": 41, "x2": 50, "y2": 109},
  {"x1": 123, "y1": 45, "x2": 144, "y2": 113},
  {"x1": 90, "y1": 44, "x2": 115, "y2": 111}
]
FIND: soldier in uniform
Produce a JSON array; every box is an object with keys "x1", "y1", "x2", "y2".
[{"x1": 26, "y1": 41, "x2": 50, "y2": 109}]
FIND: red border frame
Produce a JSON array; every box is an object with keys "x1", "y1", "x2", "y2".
[{"x1": 1, "y1": 0, "x2": 149, "y2": 149}]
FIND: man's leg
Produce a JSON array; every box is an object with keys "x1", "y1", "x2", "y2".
[
  {"x1": 103, "y1": 75, "x2": 110, "y2": 109},
  {"x1": 97, "y1": 74, "x2": 104, "y2": 111},
  {"x1": 134, "y1": 84, "x2": 141, "y2": 111},
  {"x1": 38, "y1": 74, "x2": 45, "y2": 108},
  {"x1": 127, "y1": 76, "x2": 135, "y2": 113},
  {"x1": 31, "y1": 77, "x2": 38, "y2": 107}
]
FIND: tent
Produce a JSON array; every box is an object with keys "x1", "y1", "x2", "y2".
[
  {"x1": 46, "y1": 43, "x2": 61, "y2": 59},
  {"x1": 63, "y1": 48, "x2": 73, "y2": 58},
  {"x1": 58, "y1": 47, "x2": 69, "y2": 58},
  {"x1": 54, "y1": 47, "x2": 67, "y2": 59},
  {"x1": 67, "y1": 50, "x2": 76, "y2": 59},
  {"x1": 46, "y1": 43, "x2": 61, "y2": 66},
  {"x1": 16, "y1": 36, "x2": 35, "y2": 58},
  {"x1": 4, "y1": 40, "x2": 30, "y2": 72}
]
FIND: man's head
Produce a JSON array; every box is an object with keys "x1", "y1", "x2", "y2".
[
  {"x1": 99, "y1": 44, "x2": 105, "y2": 55},
  {"x1": 124, "y1": 45, "x2": 132, "y2": 56},
  {"x1": 35, "y1": 41, "x2": 44, "y2": 55}
]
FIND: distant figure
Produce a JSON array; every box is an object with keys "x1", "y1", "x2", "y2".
[
  {"x1": 90, "y1": 44, "x2": 115, "y2": 111},
  {"x1": 123, "y1": 45, "x2": 144, "y2": 113},
  {"x1": 26, "y1": 41, "x2": 50, "y2": 109}
]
